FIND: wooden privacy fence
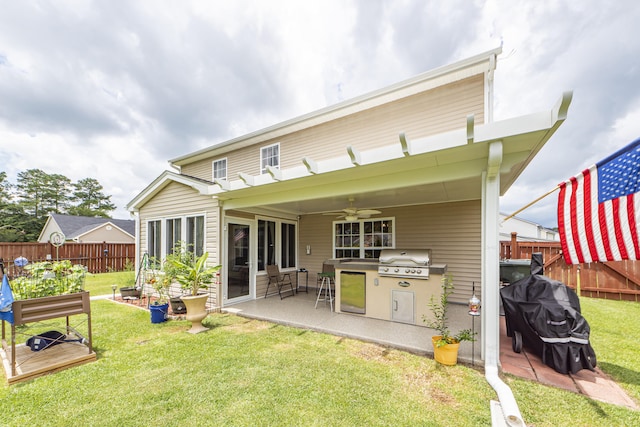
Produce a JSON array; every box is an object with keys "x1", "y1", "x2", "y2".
[
  {"x1": 0, "y1": 242, "x2": 136, "y2": 276},
  {"x1": 501, "y1": 232, "x2": 640, "y2": 302}
]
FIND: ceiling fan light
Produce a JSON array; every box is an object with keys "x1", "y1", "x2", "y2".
[{"x1": 345, "y1": 215, "x2": 358, "y2": 221}]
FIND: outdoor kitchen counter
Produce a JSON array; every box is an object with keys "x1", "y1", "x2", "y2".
[
  {"x1": 334, "y1": 261, "x2": 447, "y2": 325},
  {"x1": 335, "y1": 260, "x2": 447, "y2": 274}
]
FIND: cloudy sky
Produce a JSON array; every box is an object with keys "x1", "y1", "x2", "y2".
[{"x1": 1, "y1": 0, "x2": 639, "y2": 227}]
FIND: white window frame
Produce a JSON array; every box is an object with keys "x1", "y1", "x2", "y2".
[
  {"x1": 333, "y1": 217, "x2": 395, "y2": 259},
  {"x1": 166, "y1": 218, "x2": 182, "y2": 255},
  {"x1": 257, "y1": 216, "x2": 297, "y2": 272},
  {"x1": 186, "y1": 215, "x2": 205, "y2": 257},
  {"x1": 212, "y1": 158, "x2": 227, "y2": 181},
  {"x1": 145, "y1": 213, "x2": 207, "y2": 262},
  {"x1": 260, "y1": 143, "x2": 280, "y2": 174},
  {"x1": 147, "y1": 219, "x2": 162, "y2": 266}
]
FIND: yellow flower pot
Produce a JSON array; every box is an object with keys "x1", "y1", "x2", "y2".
[{"x1": 432, "y1": 335, "x2": 460, "y2": 365}]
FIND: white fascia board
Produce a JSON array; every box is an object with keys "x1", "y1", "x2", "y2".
[
  {"x1": 476, "y1": 91, "x2": 572, "y2": 144},
  {"x1": 127, "y1": 171, "x2": 216, "y2": 211}
]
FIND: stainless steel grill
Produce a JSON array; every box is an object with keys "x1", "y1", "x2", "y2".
[{"x1": 377, "y1": 249, "x2": 431, "y2": 279}]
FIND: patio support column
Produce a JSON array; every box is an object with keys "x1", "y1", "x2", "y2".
[
  {"x1": 483, "y1": 142, "x2": 501, "y2": 366},
  {"x1": 482, "y1": 141, "x2": 524, "y2": 426}
]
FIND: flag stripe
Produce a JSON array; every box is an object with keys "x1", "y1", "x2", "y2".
[
  {"x1": 590, "y1": 172, "x2": 608, "y2": 262},
  {"x1": 558, "y1": 183, "x2": 571, "y2": 264},
  {"x1": 611, "y1": 198, "x2": 624, "y2": 259},
  {"x1": 583, "y1": 169, "x2": 598, "y2": 262},
  {"x1": 558, "y1": 183, "x2": 570, "y2": 264},
  {"x1": 598, "y1": 200, "x2": 614, "y2": 261},
  {"x1": 632, "y1": 194, "x2": 640, "y2": 257},
  {"x1": 569, "y1": 176, "x2": 585, "y2": 263}
]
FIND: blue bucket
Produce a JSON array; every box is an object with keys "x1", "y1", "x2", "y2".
[{"x1": 150, "y1": 303, "x2": 169, "y2": 323}]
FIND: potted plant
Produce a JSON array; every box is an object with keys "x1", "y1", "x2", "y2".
[
  {"x1": 148, "y1": 271, "x2": 170, "y2": 323},
  {"x1": 423, "y1": 274, "x2": 476, "y2": 365},
  {"x1": 167, "y1": 250, "x2": 220, "y2": 333},
  {"x1": 119, "y1": 269, "x2": 141, "y2": 300},
  {"x1": 162, "y1": 245, "x2": 192, "y2": 315}
]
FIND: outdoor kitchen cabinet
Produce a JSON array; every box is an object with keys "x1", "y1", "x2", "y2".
[
  {"x1": 334, "y1": 260, "x2": 445, "y2": 325},
  {"x1": 391, "y1": 290, "x2": 415, "y2": 324}
]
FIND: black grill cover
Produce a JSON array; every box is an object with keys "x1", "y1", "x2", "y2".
[{"x1": 500, "y1": 271, "x2": 597, "y2": 374}]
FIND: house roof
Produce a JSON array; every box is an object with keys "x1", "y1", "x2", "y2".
[
  {"x1": 128, "y1": 91, "x2": 572, "y2": 216},
  {"x1": 169, "y1": 47, "x2": 503, "y2": 168},
  {"x1": 41, "y1": 214, "x2": 136, "y2": 241},
  {"x1": 128, "y1": 47, "x2": 572, "y2": 218}
]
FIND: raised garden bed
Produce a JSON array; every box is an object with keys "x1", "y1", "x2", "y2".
[
  {"x1": 1, "y1": 260, "x2": 95, "y2": 384},
  {"x1": 1, "y1": 291, "x2": 95, "y2": 384}
]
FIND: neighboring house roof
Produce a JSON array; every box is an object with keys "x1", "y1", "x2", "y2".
[{"x1": 38, "y1": 214, "x2": 135, "y2": 242}]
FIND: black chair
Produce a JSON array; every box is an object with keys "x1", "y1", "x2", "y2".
[{"x1": 265, "y1": 264, "x2": 295, "y2": 299}]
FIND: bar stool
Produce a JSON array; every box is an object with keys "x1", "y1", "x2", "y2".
[{"x1": 315, "y1": 272, "x2": 334, "y2": 311}]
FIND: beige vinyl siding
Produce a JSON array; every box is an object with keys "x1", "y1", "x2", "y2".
[
  {"x1": 181, "y1": 75, "x2": 484, "y2": 180},
  {"x1": 255, "y1": 274, "x2": 269, "y2": 299},
  {"x1": 79, "y1": 226, "x2": 134, "y2": 243},
  {"x1": 138, "y1": 181, "x2": 221, "y2": 266},
  {"x1": 391, "y1": 201, "x2": 481, "y2": 304},
  {"x1": 297, "y1": 200, "x2": 481, "y2": 303},
  {"x1": 296, "y1": 213, "x2": 340, "y2": 290}
]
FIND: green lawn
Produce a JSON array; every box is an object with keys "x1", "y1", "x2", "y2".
[
  {"x1": 84, "y1": 270, "x2": 136, "y2": 296},
  {"x1": 0, "y1": 274, "x2": 638, "y2": 426},
  {"x1": 579, "y1": 297, "x2": 640, "y2": 404}
]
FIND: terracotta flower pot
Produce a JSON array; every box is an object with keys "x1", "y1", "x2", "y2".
[
  {"x1": 432, "y1": 335, "x2": 460, "y2": 366},
  {"x1": 181, "y1": 293, "x2": 209, "y2": 334}
]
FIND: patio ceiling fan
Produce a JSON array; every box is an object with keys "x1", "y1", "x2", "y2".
[{"x1": 323, "y1": 197, "x2": 381, "y2": 221}]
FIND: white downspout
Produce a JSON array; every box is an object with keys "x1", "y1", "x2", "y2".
[{"x1": 484, "y1": 142, "x2": 524, "y2": 426}]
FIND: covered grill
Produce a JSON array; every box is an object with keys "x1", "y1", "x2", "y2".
[
  {"x1": 377, "y1": 249, "x2": 431, "y2": 279},
  {"x1": 500, "y1": 254, "x2": 597, "y2": 375}
]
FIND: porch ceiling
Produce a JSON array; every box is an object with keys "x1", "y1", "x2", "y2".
[{"x1": 217, "y1": 92, "x2": 572, "y2": 217}]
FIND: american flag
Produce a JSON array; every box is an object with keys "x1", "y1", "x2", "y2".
[{"x1": 558, "y1": 138, "x2": 640, "y2": 265}]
